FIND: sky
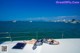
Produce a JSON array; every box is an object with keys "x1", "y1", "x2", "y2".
[{"x1": 0, "y1": 0, "x2": 80, "y2": 21}]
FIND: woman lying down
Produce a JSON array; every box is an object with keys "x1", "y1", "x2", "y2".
[
  {"x1": 24, "y1": 38, "x2": 59, "y2": 45},
  {"x1": 24, "y1": 38, "x2": 59, "y2": 50}
]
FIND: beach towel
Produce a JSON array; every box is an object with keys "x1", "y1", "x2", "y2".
[{"x1": 12, "y1": 43, "x2": 26, "y2": 49}]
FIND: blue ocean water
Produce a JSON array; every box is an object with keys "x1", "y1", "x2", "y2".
[{"x1": 0, "y1": 21, "x2": 80, "y2": 41}]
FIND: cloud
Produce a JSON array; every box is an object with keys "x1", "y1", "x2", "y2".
[
  {"x1": 26, "y1": 16, "x2": 80, "y2": 21},
  {"x1": 52, "y1": 16, "x2": 80, "y2": 20},
  {"x1": 26, "y1": 17, "x2": 48, "y2": 21}
]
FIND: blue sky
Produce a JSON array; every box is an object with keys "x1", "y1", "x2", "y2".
[{"x1": 0, "y1": 0, "x2": 80, "y2": 21}]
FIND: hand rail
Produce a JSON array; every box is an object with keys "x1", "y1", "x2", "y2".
[{"x1": 0, "y1": 31, "x2": 80, "y2": 42}]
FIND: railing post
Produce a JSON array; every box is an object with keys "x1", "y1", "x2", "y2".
[
  {"x1": 8, "y1": 32, "x2": 12, "y2": 42},
  {"x1": 62, "y1": 33, "x2": 64, "y2": 39},
  {"x1": 36, "y1": 32, "x2": 38, "y2": 39}
]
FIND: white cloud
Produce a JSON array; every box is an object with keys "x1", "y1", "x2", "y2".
[{"x1": 26, "y1": 16, "x2": 80, "y2": 21}]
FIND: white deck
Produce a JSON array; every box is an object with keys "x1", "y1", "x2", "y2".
[{"x1": 0, "y1": 39, "x2": 80, "y2": 53}]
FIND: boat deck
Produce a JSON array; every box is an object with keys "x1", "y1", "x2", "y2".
[{"x1": 0, "y1": 39, "x2": 80, "y2": 53}]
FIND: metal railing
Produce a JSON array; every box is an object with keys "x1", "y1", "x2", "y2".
[{"x1": 0, "y1": 31, "x2": 80, "y2": 42}]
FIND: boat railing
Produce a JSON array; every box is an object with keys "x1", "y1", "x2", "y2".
[{"x1": 0, "y1": 31, "x2": 80, "y2": 42}]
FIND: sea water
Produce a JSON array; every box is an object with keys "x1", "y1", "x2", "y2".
[{"x1": 0, "y1": 21, "x2": 80, "y2": 41}]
